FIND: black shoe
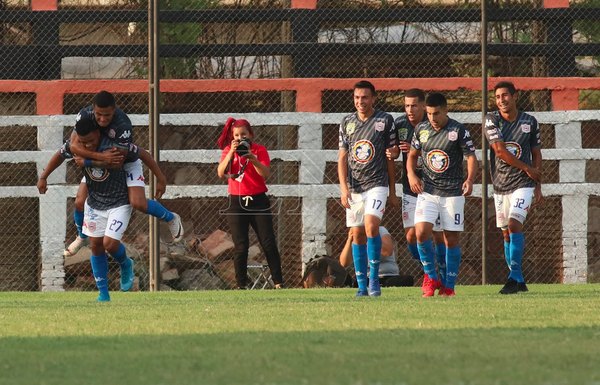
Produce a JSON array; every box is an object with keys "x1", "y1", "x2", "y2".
[
  {"x1": 518, "y1": 282, "x2": 529, "y2": 292},
  {"x1": 499, "y1": 278, "x2": 519, "y2": 294}
]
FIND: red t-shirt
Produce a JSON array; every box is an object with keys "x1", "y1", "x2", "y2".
[{"x1": 220, "y1": 142, "x2": 270, "y2": 196}]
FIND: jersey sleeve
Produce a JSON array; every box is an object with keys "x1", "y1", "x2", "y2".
[
  {"x1": 385, "y1": 114, "x2": 396, "y2": 149},
  {"x1": 59, "y1": 140, "x2": 73, "y2": 159},
  {"x1": 460, "y1": 125, "x2": 476, "y2": 156},
  {"x1": 411, "y1": 124, "x2": 422, "y2": 150},
  {"x1": 123, "y1": 143, "x2": 140, "y2": 163},
  {"x1": 110, "y1": 110, "x2": 134, "y2": 147},
  {"x1": 254, "y1": 144, "x2": 271, "y2": 168},
  {"x1": 530, "y1": 116, "x2": 542, "y2": 149},
  {"x1": 339, "y1": 117, "x2": 349, "y2": 151},
  {"x1": 484, "y1": 113, "x2": 503, "y2": 145}
]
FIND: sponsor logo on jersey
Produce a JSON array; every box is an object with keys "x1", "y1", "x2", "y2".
[
  {"x1": 505, "y1": 142, "x2": 522, "y2": 159},
  {"x1": 374, "y1": 121, "x2": 385, "y2": 132},
  {"x1": 418, "y1": 129, "x2": 430, "y2": 143},
  {"x1": 345, "y1": 122, "x2": 356, "y2": 136},
  {"x1": 87, "y1": 167, "x2": 111, "y2": 182},
  {"x1": 487, "y1": 129, "x2": 497, "y2": 136},
  {"x1": 485, "y1": 118, "x2": 495, "y2": 128},
  {"x1": 521, "y1": 124, "x2": 531, "y2": 133},
  {"x1": 448, "y1": 131, "x2": 458, "y2": 141},
  {"x1": 119, "y1": 130, "x2": 131, "y2": 139},
  {"x1": 426, "y1": 149, "x2": 450, "y2": 173},
  {"x1": 397, "y1": 127, "x2": 408, "y2": 141},
  {"x1": 352, "y1": 140, "x2": 375, "y2": 164}
]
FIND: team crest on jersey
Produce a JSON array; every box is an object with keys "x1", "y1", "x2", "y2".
[
  {"x1": 505, "y1": 142, "x2": 522, "y2": 159},
  {"x1": 419, "y1": 130, "x2": 430, "y2": 143},
  {"x1": 345, "y1": 122, "x2": 356, "y2": 136},
  {"x1": 448, "y1": 131, "x2": 458, "y2": 141},
  {"x1": 106, "y1": 128, "x2": 115, "y2": 138},
  {"x1": 426, "y1": 149, "x2": 450, "y2": 173},
  {"x1": 397, "y1": 127, "x2": 408, "y2": 141},
  {"x1": 87, "y1": 167, "x2": 110, "y2": 182},
  {"x1": 374, "y1": 121, "x2": 385, "y2": 132},
  {"x1": 352, "y1": 140, "x2": 375, "y2": 164},
  {"x1": 521, "y1": 124, "x2": 531, "y2": 133}
]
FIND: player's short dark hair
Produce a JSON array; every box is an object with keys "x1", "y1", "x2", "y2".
[
  {"x1": 425, "y1": 93, "x2": 447, "y2": 108},
  {"x1": 92, "y1": 91, "x2": 116, "y2": 108},
  {"x1": 404, "y1": 88, "x2": 425, "y2": 101},
  {"x1": 75, "y1": 111, "x2": 98, "y2": 136},
  {"x1": 494, "y1": 81, "x2": 517, "y2": 95},
  {"x1": 353, "y1": 80, "x2": 376, "y2": 96}
]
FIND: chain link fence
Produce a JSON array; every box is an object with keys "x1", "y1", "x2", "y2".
[{"x1": 0, "y1": 0, "x2": 599, "y2": 291}]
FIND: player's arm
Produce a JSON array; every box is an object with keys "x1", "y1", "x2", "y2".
[
  {"x1": 462, "y1": 154, "x2": 478, "y2": 196},
  {"x1": 138, "y1": 148, "x2": 167, "y2": 199},
  {"x1": 338, "y1": 148, "x2": 350, "y2": 209},
  {"x1": 531, "y1": 146, "x2": 543, "y2": 204},
  {"x1": 490, "y1": 141, "x2": 541, "y2": 183},
  {"x1": 37, "y1": 149, "x2": 68, "y2": 194},
  {"x1": 246, "y1": 146, "x2": 270, "y2": 179},
  {"x1": 69, "y1": 130, "x2": 124, "y2": 165},
  {"x1": 386, "y1": 156, "x2": 399, "y2": 209},
  {"x1": 381, "y1": 232, "x2": 394, "y2": 257},
  {"x1": 339, "y1": 228, "x2": 353, "y2": 268},
  {"x1": 406, "y1": 148, "x2": 423, "y2": 194}
]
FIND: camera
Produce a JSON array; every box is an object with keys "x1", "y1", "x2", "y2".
[{"x1": 236, "y1": 139, "x2": 251, "y2": 156}]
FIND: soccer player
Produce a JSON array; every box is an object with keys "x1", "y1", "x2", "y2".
[
  {"x1": 65, "y1": 113, "x2": 138, "y2": 301},
  {"x1": 387, "y1": 88, "x2": 447, "y2": 291},
  {"x1": 338, "y1": 80, "x2": 399, "y2": 297},
  {"x1": 407, "y1": 93, "x2": 478, "y2": 297},
  {"x1": 64, "y1": 91, "x2": 183, "y2": 256},
  {"x1": 484, "y1": 81, "x2": 543, "y2": 294}
]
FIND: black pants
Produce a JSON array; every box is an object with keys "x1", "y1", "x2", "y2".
[{"x1": 226, "y1": 193, "x2": 283, "y2": 287}]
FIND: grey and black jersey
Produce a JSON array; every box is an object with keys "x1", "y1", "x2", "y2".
[
  {"x1": 394, "y1": 114, "x2": 428, "y2": 197},
  {"x1": 411, "y1": 118, "x2": 476, "y2": 197},
  {"x1": 484, "y1": 111, "x2": 541, "y2": 194},
  {"x1": 61, "y1": 137, "x2": 138, "y2": 210},
  {"x1": 339, "y1": 110, "x2": 396, "y2": 193},
  {"x1": 78, "y1": 106, "x2": 133, "y2": 149}
]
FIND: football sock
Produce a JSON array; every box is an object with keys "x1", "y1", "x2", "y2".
[
  {"x1": 74, "y1": 209, "x2": 87, "y2": 239},
  {"x1": 111, "y1": 243, "x2": 128, "y2": 266},
  {"x1": 509, "y1": 233, "x2": 525, "y2": 283},
  {"x1": 146, "y1": 199, "x2": 174, "y2": 222},
  {"x1": 367, "y1": 235, "x2": 382, "y2": 283},
  {"x1": 435, "y1": 243, "x2": 447, "y2": 287},
  {"x1": 417, "y1": 239, "x2": 438, "y2": 281},
  {"x1": 445, "y1": 246, "x2": 462, "y2": 290},
  {"x1": 90, "y1": 253, "x2": 109, "y2": 297},
  {"x1": 352, "y1": 243, "x2": 368, "y2": 292},
  {"x1": 503, "y1": 240, "x2": 511, "y2": 269},
  {"x1": 408, "y1": 243, "x2": 420, "y2": 261}
]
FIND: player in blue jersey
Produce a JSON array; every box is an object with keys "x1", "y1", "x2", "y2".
[
  {"x1": 387, "y1": 89, "x2": 447, "y2": 293},
  {"x1": 407, "y1": 93, "x2": 478, "y2": 297},
  {"x1": 338, "y1": 80, "x2": 399, "y2": 297},
  {"x1": 63, "y1": 91, "x2": 183, "y2": 256},
  {"x1": 485, "y1": 81, "x2": 543, "y2": 294}
]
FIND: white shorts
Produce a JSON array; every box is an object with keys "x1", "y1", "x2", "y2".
[
  {"x1": 346, "y1": 186, "x2": 388, "y2": 227},
  {"x1": 415, "y1": 192, "x2": 465, "y2": 232},
  {"x1": 494, "y1": 187, "x2": 535, "y2": 228},
  {"x1": 81, "y1": 160, "x2": 145, "y2": 188},
  {"x1": 402, "y1": 193, "x2": 442, "y2": 231},
  {"x1": 82, "y1": 201, "x2": 132, "y2": 241}
]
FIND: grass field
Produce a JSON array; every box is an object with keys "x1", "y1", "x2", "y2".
[{"x1": 2, "y1": 284, "x2": 600, "y2": 385}]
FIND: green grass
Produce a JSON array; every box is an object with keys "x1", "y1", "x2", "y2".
[{"x1": 2, "y1": 284, "x2": 600, "y2": 385}]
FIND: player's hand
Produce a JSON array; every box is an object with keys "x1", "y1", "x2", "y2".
[
  {"x1": 462, "y1": 179, "x2": 473, "y2": 196},
  {"x1": 37, "y1": 178, "x2": 48, "y2": 194},
  {"x1": 386, "y1": 146, "x2": 400, "y2": 160},
  {"x1": 100, "y1": 148, "x2": 125, "y2": 165},
  {"x1": 532, "y1": 184, "x2": 544, "y2": 208},
  {"x1": 408, "y1": 175, "x2": 423, "y2": 194},
  {"x1": 398, "y1": 141, "x2": 411, "y2": 153},
  {"x1": 73, "y1": 155, "x2": 85, "y2": 167},
  {"x1": 340, "y1": 189, "x2": 350, "y2": 209},
  {"x1": 155, "y1": 177, "x2": 167, "y2": 199},
  {"x1": 388, "y1": 194, "x2": 400, "y2": 209},
  {"x1": 525, "y1": 166, "x2": 542, "y2": 184}
]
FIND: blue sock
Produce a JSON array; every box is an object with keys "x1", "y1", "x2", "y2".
[
  {"x1": 417, "y1": 239, "x2": 437, "y2": 280},
  {"x1": 408, "y1": 243, "x2": 420, "y2": 261},
  {"x1": 74, "y1": 209, "x2": 87, "y2": 239},
  {"x1": 111, "y1": 243, "x2": 128, "y2": 266},
  {"x1": 445, "y1": 246, "x2": 462, "y2": 290},
  {"x1": 504, "y1": 240, "x2": 511, "y2": 269},
  {"x1": 509, "y1": 233, "x2": 525, "y2": 283},
  {"x1": 146, "y1": 200, "x2": 174, "y2": 222},
  {"x1": 90, "y1": 253, "x2": 109, "y2": 297},
  {"x1": 352, "y1": 243, "x2": 368, "y2": 292},
  {"x1": 435, "y1": 243, "x2": 447, "y2": 287},
  {"x1": 367, "y1": 235, "x2": 382, "y2": 283}
]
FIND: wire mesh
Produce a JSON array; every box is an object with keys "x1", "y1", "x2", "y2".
[{"x1": 0, "y1": 0, "x2": 598, "y2": 292}]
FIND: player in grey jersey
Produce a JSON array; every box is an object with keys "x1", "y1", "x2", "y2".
[
  {"x1": 407, "y1": 93, "x2": 478, "y2": 297},
  {"x1": 338, "y1": 80, "x2": 398, "y2": 297},
  {"x1": 485, "y1": 81, "x2": 542, "y2": 295}
]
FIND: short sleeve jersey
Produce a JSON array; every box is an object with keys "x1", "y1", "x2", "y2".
[
  {"x1": 61, "y1": 137, "x2": 136, "y2": 210},
  {"x1": 78, "y1": 106, "x2": 133, "y2": 149},
  {"x1": 394, "y1": 113, "x2": 428, "y2": 197},
  {"x1": 339, "y1": 110, "x2": 396, "y2": 193},
  {"x1": 411, "y1": 118, "x2": 476, "y2": 197},
  {"x1": 220, "y1": 143, "x2": 270, "y2": 196},
  {"x1": 484, "y1": 111, "x2": 541, "y2": 194}
]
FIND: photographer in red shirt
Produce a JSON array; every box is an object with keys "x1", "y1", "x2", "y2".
[{"x1": 217, "y1": 118, "x2": 284, "y2": 289}]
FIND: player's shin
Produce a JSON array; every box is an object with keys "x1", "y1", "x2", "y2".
[
  {"x1": 352, "y1": 243, "x2": 368, "y2": 292},
  {"x1": 90, "y1": 253, "x2": 110, "y2": 301},
  {"x1": 445, "y1": 246, "x2": 462, "y2": 290}
]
